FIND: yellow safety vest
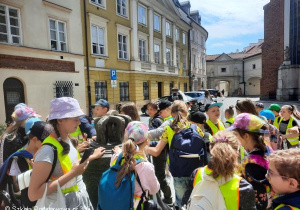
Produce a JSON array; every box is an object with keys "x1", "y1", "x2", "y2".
[
  {"x1": 70, "y1": 126, "x2": 86, "y2": 143},
  {"x1": 42, "y1": 135, "x2": 80, "y2": 194},
  {"x1": 276, "y1": 117, "x2": 299, "y2": 146},
  {"x1": 275, "y1": 204, "x2": 300, "y2": 210},
  {"x1": 273, "y1": 116, "x2": 281, "y2": 128},
  {"x1": 193, "y1": 166, "x2": 241, "y2": 210},
  {"x1": 206, "y1": 119, "x2": 225, "y2": 135},
  {"x1": 226, "y1": 117, "x2": 235, "y2": 126}
]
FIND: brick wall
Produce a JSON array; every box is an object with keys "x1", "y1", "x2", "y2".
[
  {"x1": 261, "y1": 0, "x2": 284, "y2": 99},
  {"x1": 0, "y1": 54, "x2": 75, "y2": 72}
]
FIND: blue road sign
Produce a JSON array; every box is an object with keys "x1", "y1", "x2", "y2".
[{"x1": 110, "y1": 69, "x2": 117, "y2": 80}]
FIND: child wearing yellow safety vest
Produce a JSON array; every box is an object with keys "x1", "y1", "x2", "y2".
[
  {"x1": 273, "y1": 105, "x2": 300, "y2": 149},
  {"x1": 267, "y1": 149, "x2": 300, "y2": 210},
  {"x1": 224, "y1": 105, "x2": 235, "y2": 128},
  {"x1": 204, "y1": 103, "x2": 225, "y2": 136},
  {"x1": 28, "y1": 97, "x2": 105, "y2": 209},
  {"x1": 183, "y1": 130, "x2": 256, "y2": 210}
]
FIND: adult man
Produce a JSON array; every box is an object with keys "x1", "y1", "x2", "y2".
[{"x1": 168, "y1": 87, "x2": 183, "y2": 102}]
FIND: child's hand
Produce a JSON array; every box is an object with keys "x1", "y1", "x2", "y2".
[
  {"x1": 71, "y1": 159, "x2": 89, "y2": 176},
  {"x1": 77, "y1": 141, "x2": 90, "y2": 153},
  {"x1": 89, "y1": 147, "x2": 106, "y2": 161},
  {"x1": 112, "y1": 146, "x2": 121, "y2": 154}
]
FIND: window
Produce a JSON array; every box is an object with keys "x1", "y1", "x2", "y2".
[
  {"x1": 169, "y1": 82, "x2": 173, "y2": 94},
  {"x1": 143, "y1": 81, "x2": 149, "y2": 100},
  {"x1": 120, "y1": 81, "x2": 129, "y2": 101},
  {"x1": 166, "y1": 48, "x2": 171, "y2": 66},
  {"x1": 166, "y1": 21, "x2": 171, "y2": 37},
  {"x1": 54, "y1": 81, "x2": 73, "y2": 98},
  {"x1": 184, "y1": 83, "x2": 187, "y2": 92},
  {"x1": 154, "y1": 44, "x2": 160, "y2": 64},
  {"x1": 176, "y1": 28, "x2": 179, "y2": 42},
  {"x1": 253, "y1": 64, "x2": 256, "y2": 69},
  {"x1": 49, "y1": 19, "x2": 67, "y2": 52},
  {"x1": 221, "y1": 68, "x2": 226, "y2": 72},
  {"x1": 193, "y1": 54, "x2": 196, "y2": 68},
  {"x1": 138, "y1": 5, "x2": 146, "y2": 25},
  {"x1": 95, "y1": 81, "x2": 107, "y2": 101},
  {"x1": 92, "y1": 26, "x2": 105, "y2": 55},
  {"x1": 139, "y1": 39, "x2": 147, "y2": 62},
  {"x1": 182, "y1": 32, "x2": 186, "y2": 45},
  {"x1": 118, "y1": 34, "x2": 127, "y2": 59},
  {"x1": 183, "y1": 52, "x2": 187, "y2": 69},
  {"x1": 154, "y1": 14, "x2": 160, "y2": 32},
  {"x1": 176, "y1": 51, "x2": 179, "y2": 67},
  {"x1": 90, "y1": 0, "x2": 104, "y2": 7},
  {"x1": 201, "y1": 36, "x2": 204, "y2": 46},
  {"x1": 117, "y1": 0, "x2": 127, "y2": 17},
  {"x1": 0, "y1": 4, "x2": 21, "y2": 45}
]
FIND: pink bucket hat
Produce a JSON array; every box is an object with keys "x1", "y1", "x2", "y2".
[
  {"x1": 48, "y1": 97, "x2": 85, "y2": 121},
  {"x1": 15, "y1": 106, "x2": 41, "y2": 121},
  {"x1": 125, "y1": 121, "x2": 149, "y2": 144}
]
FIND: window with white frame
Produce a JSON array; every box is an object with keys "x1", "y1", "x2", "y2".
[
  {"x1": 118, "y1": 34, "x2": 127, "y2": 59},
  {"x1": 138, "y1": 5, "x2": 146, "y2": 25},
  {"x1": 117, "y1": 0, "x2": 127, "y2": 17},
  {"x1": 183, "y1": 52, "x2": 187, "y2": 70},
  {"x1": 166, "y1": 21, "x2": 171, "y2": 37},
  {"x1": 49, "y1": 19, "x2": 67, "y2": 52},
  {"x1": 90, "y1": 0, "x2": 104, "y2": 7},
  {"x1": 0, "y1": 4, "x2": 21, "y2": 45},
  {"x1": 92, "y1": 25, "x2": 105, "y2": 55},
  {"x1": 176, "y1": 51, "x2": 179, "y2": 67},
  {"x1": 95, "y1": 81, "x2": 107, "y2": 101},
  {"x1": 176, "y1": 28, "x2": 179, "y2": 42},
  {"x1": 221, "y1": 67, "x2": 226, "y2": 73},
  {"x1": 139, "y1": 39, "x2": 147, "y2": 62},
  {"x1": 182, "y1": 32, "x2": 186, "y2": 45},
  {"x1": 154, "y1": 14, "x2": 160, "y2": 32},
  {"x1": 154, "y1": 44, "x2": 160, "y2": 64},
  {"x1": 120, "y1": 81, "x2": 129, "y2": 101},
  {"x1": 166, "y1": 48, "x2": 171, "y2": 66}
]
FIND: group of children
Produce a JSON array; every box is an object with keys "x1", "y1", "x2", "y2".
[{"x1": 0, "y1": 96, "x2": 299, "y2": 210}]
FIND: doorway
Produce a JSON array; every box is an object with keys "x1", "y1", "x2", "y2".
[
  {"x1": 3, "y1": 78, "x2": 25, "y2": 124},
  {"x1": 157, "y1": 82, "x2": 162, "y2": 98}
]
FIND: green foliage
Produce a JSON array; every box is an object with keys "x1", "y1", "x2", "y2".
[{"x1": 0, "y1": 124, "x2": 7, "y2": 136}]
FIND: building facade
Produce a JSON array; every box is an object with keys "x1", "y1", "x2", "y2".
[
  {"x1": 206, "y1": 40, "x2": 263, "y2": 96},
  {"x1": 81, "y1": 0, "x2": 192, "y2": 110},
  {"x1": 0, "y1": 0, "x2": 86, "y2": 124}
]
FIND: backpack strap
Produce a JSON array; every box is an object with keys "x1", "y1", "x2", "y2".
[
  {"x1": 190, "y1": 124, "x2": 198, "y2": 132},
  {"x1": 43, "y1": 143, "x2": 58, "y2": 182}
]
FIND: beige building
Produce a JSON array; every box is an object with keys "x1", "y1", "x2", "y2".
[
  {"x1": 206, "y1": 40, "x2": 263, "y2": 96},
  {"x1": 0, "y1": 0, "x2": 86, "y2": 124},
  {"x1": 81, "y1": 0, "x2": 191, "y2": 110}
]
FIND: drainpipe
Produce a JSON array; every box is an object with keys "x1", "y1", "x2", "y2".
[
  {"x1": 188, "y1": 29, "x2": 192, "y2": 91},
  {"x1": 242, "y1": 60, "x2": 245, "y2": 96},
  {"x1": 83, "y1": 0, "x2": 92, "y2": 117}
]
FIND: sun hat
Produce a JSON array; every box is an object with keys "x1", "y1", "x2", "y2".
[
  {"x1": 255, "y1": 102, "x2": 264, "y2": 109},
  {"x1": 25, "y1": 118, "x2": 41, "y2": 134},
  {"x1": 268, "y1": 104, "x2": 281, "y2": 112},
  {"x1": 48, "y1": 97, "x2": 85, "y2": 121},
  {"x1": 227, "y1": 113, "x2": 268, "y2": 133},
  {"x1": 188, "y1": 111, "x2": 206, "y2": 124},
  {"x1": 259, "y1": 110, "x2": 275, "y2": 121},
  {"x1": 158, "y1": 100, "x2": 172, "y2": 111},
  {"x1": 205, "y1": 103, "x2": 223, "y2": 112},
  {"x1": 14, "y1": 106, "x2": 41, "y2": 121},
  {"x1": 14, "y1": 103, "x2": 27, "y2": 111},
  {"x1": 92, "y1": 99, "x2": 110, "y2": 109},
  {"x1": 26, "y1": 121, "x2": 53, "y2": 141},
  {"x1": 125, "y1": 121, "x2": 149, "y2": 145}
]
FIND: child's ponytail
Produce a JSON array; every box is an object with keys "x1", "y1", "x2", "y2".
[
  {"x1": 291, "y1": 105, "x2": 300, "y2": 120},
  {"x1": 170, "y1": 100, "x2": 188, "y2": 133},
  {"x1": 49, "y1": 119, "x2": 70, "y2": 155}
]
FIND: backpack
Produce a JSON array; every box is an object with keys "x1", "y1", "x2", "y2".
[
  {"x1": 97, "y1": 153, "x2": 142, "y2": 210},
  {"x1": 169, "y1": 124, "x2": 208, "y2": 177}
]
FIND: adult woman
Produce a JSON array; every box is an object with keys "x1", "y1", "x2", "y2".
[{"x1": 28, "y1": 97, "x2": 105, "y2": 209}]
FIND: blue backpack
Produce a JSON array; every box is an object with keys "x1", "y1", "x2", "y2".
[
  {"x1": 97, "y1": 153, "x2": 141, "y2": 210},
  {"x1": 169, "y1": 124, "x2": 208, "y2": 177}
]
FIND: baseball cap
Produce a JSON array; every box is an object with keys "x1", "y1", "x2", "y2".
[
  {"x1": 158, "y1": 100, "x2": 172, "y2": 111},
  {"x1": 125, "y1": 121, "x2": 149, "y2": 145},
  {"x1": 205, "y1": 103, "x2": 223, "y2": 112},
  {"x1": 268, "y1": 104, "x2": 281, "y2": 112},
  {"x1": 188, "y1": 111, "x2": 206, "y2": 124},
  {"x1": 92, "y1": 99, "x2": 110, "y2": 109},
  {"x1": 25, "y1": 118, "x2": 41, "y2": 134},
  {"x1": 259, "y1": 110, "x2": 275, "y2": 121},
  {"x1": 227, "y1": 113, "x2": 268, "y2": 133},
  {"x1": 26, "y1": 121, "x2": 53, "y2": 141},
  {"x1": 255, "y1": 102, "x2": 264, "y2": 108},
  {"x1": 14, "y1": 106, "x2": 41, "y2": 121},
  {"x1": 48, "y1": 97, "x2": 85, "y2": 121}
]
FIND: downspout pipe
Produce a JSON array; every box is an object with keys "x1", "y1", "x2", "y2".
[
  {"x1": 242, "y1": 60, "x2": 245, "y2": 96},
  {"x1": 188, "y1": 29, "x2": 192, "y2": 91},
  {"x1": 83, "y1": 0, "x2": 92, "y2": 117}
]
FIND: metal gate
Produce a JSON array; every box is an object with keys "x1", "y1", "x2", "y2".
[{"x1": 3, "y1": 78, "x2": 25, "y2": 124}]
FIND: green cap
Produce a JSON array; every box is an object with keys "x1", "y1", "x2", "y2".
[{"x1": 268, "y1": 104, "x2": 280, "y2": 112}]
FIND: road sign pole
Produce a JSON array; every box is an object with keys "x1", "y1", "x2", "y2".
[{"x1": 113, "y1": 86, "x2": 115, "y2": 109}]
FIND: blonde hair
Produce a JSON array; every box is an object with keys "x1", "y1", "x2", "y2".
[
  {"x1": 0, "y1": 110, "x2": 24, "y2": 142},
  {"x1": 171, "y1": 100, "x2": 189, "y2": 133},
  {"x1": 209, "y1": 130, "x2": 239, "y2": 179}
]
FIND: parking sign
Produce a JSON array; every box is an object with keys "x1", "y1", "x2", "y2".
[{"x1": 110, "y1": 69, "x2": 117, "y2": 80}]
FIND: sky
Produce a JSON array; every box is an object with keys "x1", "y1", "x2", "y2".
[{"x1": 187, "y1": 0, "x2": 270, "y2": 55}]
